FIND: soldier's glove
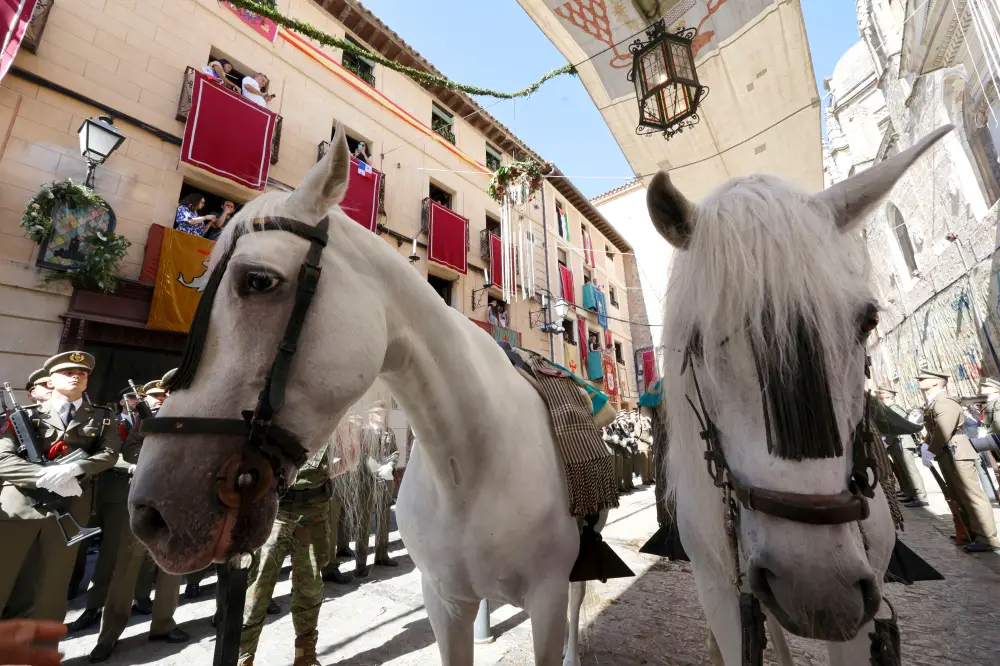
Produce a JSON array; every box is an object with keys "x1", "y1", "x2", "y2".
[
  {"x1": 128, "y1": 464, "x2": 137, "y2": 476},
  {"x1": 920, "y1": 443, "x2": 935, "y2": 468},
  {"x1": 377, "y1": 464, "x2": 394, "y2": 481},
  {"x1": 49, "y1": 477, "x2": 82, "y2": 497},
  {"x1": 36, "y1": 464, "x2": 82, "y2": 492}
]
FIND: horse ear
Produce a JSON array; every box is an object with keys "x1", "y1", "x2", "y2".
[
  {"x1": 646, "y1": 170, "x2": 695, "y2": 249},
  {"x1": 816, "y1": 125, "x2": 953, "y2": 232},
  {"x1": 288, "y1": 122, "x2": 351, "y2": 219}
]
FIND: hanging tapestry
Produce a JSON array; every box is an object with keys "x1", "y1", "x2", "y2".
[
  {"x1": 146, "y1": 227, "x2": 216, "y2": 333},
  {"x1": 342, "y1": 157, "x2": 382, "y2": 233},
  {"x1": 36, "y1": 199, "x2": 116, "y2": 271}
]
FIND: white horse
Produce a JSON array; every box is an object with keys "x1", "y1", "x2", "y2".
[
  {"x1": 129, "y1": 126, "x2": 595, "y2": 666},
  {"x1": 649, "y1": 125, "x2": 952, "y2": 665}
]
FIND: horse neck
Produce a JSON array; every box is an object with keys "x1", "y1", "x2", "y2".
[{"x1": 371, "y1": 248, "x2": 511, "y2": 486}]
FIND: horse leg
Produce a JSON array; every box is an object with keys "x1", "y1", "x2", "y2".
[
  {"x1": 421, "y1": 578, "x2": 478, "y2": 666},
  {"x1": 826, "y1": 620, "x2": 876, "y2": 666},
  {"x1": 692, "y1": 569, "x2": 742, "y2": 666},
  {"x1": 526, "y1": 577, "x2": 570, "y2": 666},
  {"x1": 562, "y1": 581, "x2": 586, "y2": 666}
]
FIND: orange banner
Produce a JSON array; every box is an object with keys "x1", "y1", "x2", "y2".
[{"x1": 146, "y1": 228, "x2": 215, "y2": 333}]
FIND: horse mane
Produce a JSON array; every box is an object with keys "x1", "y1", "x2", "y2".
[{"x1": 660, "y1": 175, "x2": 873, "y2": 563}]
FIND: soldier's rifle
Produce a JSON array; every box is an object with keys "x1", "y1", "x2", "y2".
[
  {"x1": 925, "y1": 446, "x2": 972, "y2": 546},
  {"x1": 127, "y1": 379, "x2": 153, "y2": 422},
  {"x1": 2, "y1": 382, "x2": 101, "y2": 546}
]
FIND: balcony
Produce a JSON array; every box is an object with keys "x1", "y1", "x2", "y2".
[
  {"x1": 486, "y1": 152, "x2": 502, "y2": 172},
  {"x1": 177, "y1": 66, "x2": 283, "y2": 167},
  {"x1": 20, "y1": 0, "x2": 54, "y2": 54},
  {"x1": 422, "y1": 198, "x2": 469, "y2": 274},
  {"x1": 343, "y1": 56, "x2": 376, "y2": 86},
  {"x1": 432, "y1": 119, "x2": 456, "y2": 144}
]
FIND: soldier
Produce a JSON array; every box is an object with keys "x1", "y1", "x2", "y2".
[
  {"x1": 980, "y1": 377, "x2": 1000, "y2": 434},
  {"x1": 0, "y1": 351, "x2": 121, "y2": 624},
  {"x1": 25, "y1": 370, "x2": 52, "y2": 404},
  {"x1": 68, "y1": 386, "x2": 149, "y2": 633},
  {"x1": 876, "y1": 386, "x2": 928, "y2": 507},
  {"x1": 238, "y1": 446, "x2": 334, "y2": 666},
  {"x1": 320, "y1": 488, "x2": 351, "y2": 584},
  {"x1": 917, "y1": 368, "x2": 1000, "y2": 552},
  {"x1": 87, "y1": 377, "x2": 188, "y2": 663},
  {"x1": 354, "y1": 407, "x2": 399, "y2": 576}
]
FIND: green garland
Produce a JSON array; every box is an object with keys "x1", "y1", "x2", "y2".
[
  {"x1": 224, "y1": 0, "x2": 576, "y2": 99},
  {"x1": 488, "y1": 161, "x2": 545, "y2": 203},
  {"x1": 20, "y1": 179, "x2": 132, "y2": 294}
]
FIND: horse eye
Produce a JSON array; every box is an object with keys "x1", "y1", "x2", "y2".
[
  {"x1": 243, "y1": 271, "x2": 280, "y2": 293},
  {"x1": 859, "y1": 304, "x2": 879, "y2": 339}
]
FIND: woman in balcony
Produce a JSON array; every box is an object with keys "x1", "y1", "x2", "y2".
[
  {"x1": 174, "y1": 194, "x2": 217, "y2": 237},
  {"x1": 497, "y1": 302, "x2": 509, "y2": 328},
  {"x1": 242, "y1": 72, "x2": 275, "y2": 107},
  {"x1": 201, "y1": 58, "x2": 238, "y2": 93},
  {"x1": 352, "y1": 141, "x2": 371, "y2": 165}
]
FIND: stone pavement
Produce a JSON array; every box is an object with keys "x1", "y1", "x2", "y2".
[{"x1": 59, "y1": 468, "x2": 1000, "y2": 666}]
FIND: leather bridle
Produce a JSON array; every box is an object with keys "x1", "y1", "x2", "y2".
[{"x1": 140, "y1": 216, "x2": 329, "y2": 508}]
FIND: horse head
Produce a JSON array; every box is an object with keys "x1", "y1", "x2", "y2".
[
  {"x1": 650, "y1": 126, "x2": 951, "y2": 642},
  {"x1": 130, "y1": 126, "x2": 391, "y2": 573}
]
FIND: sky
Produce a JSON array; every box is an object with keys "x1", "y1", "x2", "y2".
[{"x1": 363, "y1": 0, "x2": 862, "y2": 198}]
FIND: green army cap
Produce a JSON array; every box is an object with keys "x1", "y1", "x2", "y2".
[
  {"x1": 44, "y1": 351, "x2": 95, "y2": 375},
  {"x1": 119, "y1": 385, "x2": 145, "y2": 399},
  {"x1": 25, "y1": 368, "x2": 49, "y2": 392},
  {"x1": 161, "y1": 368, "x2": 177, "y2": 389},
  {"x1": 142, "y1": 380, "x2": 167, "y2": 396},
  {"x1": 876, "y1": 385, "x2": 897, "y2": 395},
  {"x1": 980, "y1": 377, "x2": 1000, "y2": 391},
  {"x1": 916, "y1": 367, "x2": 949, "y2": 381}
]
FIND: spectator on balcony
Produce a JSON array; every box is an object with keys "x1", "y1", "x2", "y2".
[
  {"x1": 488, "y1": 302, "x2": 499, "y2": 326},
  {"x1": 203, "y1": 200, "x2": 236, "y2": 242},
  {"x1": 242, "y1": 72, "x2": 275, "y2": 107},
  {"x1": 497, "y1": 303, "x2": 509, "y2": 328},
  {"x1": 201, "y1": 58, "x2": 238, "y2": 93},
  {"x1": 352, "y1": 141, "x2": 371, "y2": 165},
  {"x1": 174, "y1": 194, "x2": 217, "y2": 237},
  {"x1": 588, "y1": 332, "x2": 601, "y2": 352}
]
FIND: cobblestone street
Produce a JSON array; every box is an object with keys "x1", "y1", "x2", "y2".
[{"x1": 60, "y1": 468, "x2": 1000, "y2": 666}]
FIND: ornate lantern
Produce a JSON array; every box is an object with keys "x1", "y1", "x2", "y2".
[{"x1": 628, "y1": 20, "x2": 708, "y2": 139}]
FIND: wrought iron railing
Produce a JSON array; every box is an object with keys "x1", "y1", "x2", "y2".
[
  {"x1": 343, "y1": 58, "x2": 375, "y2": 86},
  {"x1": 177, "y1": 66, "x2": 283, "y2": 164},
  {"x1": 20, "y1": 0, "x2": 54, "y2": 53},
  {"x1": 486, "y1": 152, "x2": 502, "y2": 172},
  {"x1": 479, "y1": 228, "x2": 492, "y2": 262},
  {"x1": 432, "y1": 121, "x2": 456, "y2": 144}
]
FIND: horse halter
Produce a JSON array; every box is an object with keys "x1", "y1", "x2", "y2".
[{"x1": 140, "y1": 216, "x2": 330, "y2": 508}]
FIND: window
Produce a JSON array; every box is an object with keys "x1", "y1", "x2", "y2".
[
  {"x1": 174, "y1": 182, "x2": 242, "y2": 241},
  {"x1": 428, "y1": 274, "x2": 453, "y2": 306},
  {"x1": 486, "y1": 143, "x2": 502, "y2": 172},
  {"x1": 486, "y1": 214, "x2": 501, "y2": 236},
  {"x1": 329, "y1": 125, "x2": 373, "y2": 164},
  {"x1": 557, "y1": 248, "x2": 567, "y2": 266},
  {"x1": 555, "y1": 201, "x2": 569, "y2": 240},
  {"x1": 614, "y1": 341, "x2": 624, "y2": 365},
  {"x1": 886, "y1": 203, "x2": 918, "y2": 276},
  {"x1": 432, "y1": 104, "x2": 455, "y2": 144},
  {"x1": 583, "y1": 267, "x2": 592, "y2": 284},
  {"x1": 342, "y1": 35, "x2": 375, "y2": 86},
  {"x1": 609, "y1": 285, "x2": 619, "y2": 308},
  {"x1": 429, "y1": 182, "x2": 452, "y2": 209},
  {"x1": 562, "y1": 319, "x2": 575, "y2": 345},
  {"x1": 605, "y1": 244, "x2": 614, "y2": 262}
]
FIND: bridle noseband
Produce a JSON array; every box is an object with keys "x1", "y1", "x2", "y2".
[{"x1": 141, "y1": 216, "x2": 330, "y2": 507}]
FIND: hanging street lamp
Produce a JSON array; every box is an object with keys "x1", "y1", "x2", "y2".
[
  {"x1": 628, "y1": 20, "x2": 708, "y2": 140},
  {"x1": 77, "y1": 116, "x2": 125, "y2": 188}
]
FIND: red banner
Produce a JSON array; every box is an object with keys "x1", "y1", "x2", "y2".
[
  {"x1": 182, "y1": 72, "x2": 275, "y2": 190},
  {"x1": 639, "y1": 348, "x2": 658, "y2": 391},
  {"x1": 583, "y1": 230, "x2": 596, "y2": 268},
  {"x1": 559, "y1": 264, "x2": 575, "y2": 304},
  {"x1": 488, "y1": 232, "x2": 503, "y2": 287},
  {"x1": 342, "y1": 157, "x2": 381, "y2": 233},
  {"x1": 1, "y1": 0, "x2": 37, "y2": 81},
  {"x1": 578, "y1": 319, "x2": 589, "y2": 376},
  {"x1": 427, "y1": 200, "x2": 468, "y2": 274},
  {"x1": 603, "y1": 355, "x2": 619, "y2": 397},
  {"x1": 222, "y1": 1, "x2": 277, "y2": 43}
]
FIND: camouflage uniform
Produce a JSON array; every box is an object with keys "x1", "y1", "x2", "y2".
[{"x1": 239, "y1": 446, "x2": 332, "y2": 666}]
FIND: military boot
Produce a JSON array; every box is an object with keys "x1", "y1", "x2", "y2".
[{"x1": 292, "y1": 632, "x2": 320, "y2": 666}]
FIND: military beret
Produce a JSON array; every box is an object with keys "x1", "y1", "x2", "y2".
[
  {"x1": 44, "y1": 351, "x2": 94, "y2": 375},
  {"x1": 876, "y1": 385, "x2": 897, "y2": 395},
  {"x1": 980, "y1": 377, "x2": 1000, "y2": 391},
  {"x1": 161, "y1": 367, "x2": 177, "y2": 389},
  {"x1": 916, "y1": 367, "x2": 949, "y2": 381},
  {"x1": 142, "y1": 380, "x2": 167, "y2": 396},
  {"x1": 25, "y1": 368, "x2": 49, "y2": 392}
]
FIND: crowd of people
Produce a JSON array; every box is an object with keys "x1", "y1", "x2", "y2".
[
  {"x1": 174, "y1": 194, "x2": 236, "y2": 240},
  {"x1": 0, "y1": 353, "x2": 402, "y2": 666},
  {"x1": 201, "y1": 58, "x2": 275, "y2": 108}
]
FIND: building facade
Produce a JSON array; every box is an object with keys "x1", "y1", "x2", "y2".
[
  {"x1": 0, "y1": 0, "x2": 642, "y2": 413},
  {"x1": 823, "y1": 0, "x2": 1000, "y2": 405}
]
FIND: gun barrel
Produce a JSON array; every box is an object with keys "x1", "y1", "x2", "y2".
[{"x1": 2, "y1": 382, "x2": 20, "y2": 410}]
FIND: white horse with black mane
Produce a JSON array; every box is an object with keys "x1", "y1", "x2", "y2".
[
  {"x1": 127, "y1": 126, "x2": 615, "y2": 666},
  {"x1": 649, "y1": 125, "x2": 952, "y2": 665}
]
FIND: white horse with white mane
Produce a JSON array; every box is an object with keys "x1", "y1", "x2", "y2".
[
  {"x1": 129, "y1": 126, "x2": 597, "y2": 666},
  {"x1": 649, "y1": 125, "x2": 952, "y2": 665}
]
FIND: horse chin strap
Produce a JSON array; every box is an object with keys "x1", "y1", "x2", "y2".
[{"x1": 682, "y1": 347, "x2": 899, "y2": 666}]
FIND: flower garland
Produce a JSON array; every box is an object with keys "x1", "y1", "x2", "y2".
[
  {"x1": 20, "y1": 179, "x2": 132, "y2": 294},
  {"x1": 487, "y1": 161, "x2": 545, "y2": 204},
  {"x1": 223, "y1": 0, "x2": 576, "y2": 99}
]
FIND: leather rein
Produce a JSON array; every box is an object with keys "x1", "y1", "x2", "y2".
[{"x1": 140, "y1": 216, "x2": 329, "y2": 509}]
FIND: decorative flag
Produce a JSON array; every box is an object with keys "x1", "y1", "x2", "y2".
[
  {"x1": 358, "y1": 161, "x2": 374, "y2": 178},
  {"x1": 603, "y1": 354, "x2": 618, "y2": 397},
  {"x1": 146, "y1": 227, "x2": 216, "y2": 333}
]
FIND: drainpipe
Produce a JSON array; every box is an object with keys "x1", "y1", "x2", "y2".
[{"x1": 540, "y1": 181, "x2": 555, "y2": 361}]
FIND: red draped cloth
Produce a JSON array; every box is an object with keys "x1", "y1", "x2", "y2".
[
  {"x1": 488, "y1": 232, "x2": 503, "y2": 287},
  {"x1": 559, "y1": 264, "x2": 575, "y2": 304},
  {"x1": 342, "y1": 157, "x2": 382, "y2": 232},
  {"x1": 603, "y1": 355, "x2": 619, "y2": 397},
  {"x1": 1, "y1": 0, "x2": 37, "y2": 80},
  {"x1": 427, "y1": 200, "x2": 468, "y2": 274},
  {"x1": 578, "y1": 319, "x2": 589, "y2": 376},
  {"x1": 181, "y1": 72, "x2": 275, "y2": 190}
]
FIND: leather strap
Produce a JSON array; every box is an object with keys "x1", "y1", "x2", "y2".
[
  {"x1": 140, "y1": 416, "x2": 308, "y2": 468},
  {"x1": 730, "y1": 483, "x2": 870, "y2": 525}
]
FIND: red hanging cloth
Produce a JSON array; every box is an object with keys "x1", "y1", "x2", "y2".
[
  {"x1": 578, "y1": 319, "x2": 589, "y2": 376},
  {"x1": 559, "y1": 264, "x2": 575, "y2": 304}
]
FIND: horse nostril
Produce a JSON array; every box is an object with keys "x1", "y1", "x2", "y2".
[{"x1": 131, "y1": 502, "x2": 170, "y2": 542}]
